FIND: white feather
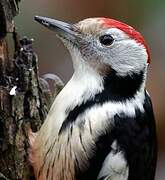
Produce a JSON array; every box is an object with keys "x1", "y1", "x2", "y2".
[{"x1": 97, "y1": 141, "x2": 129, "y2": 180}]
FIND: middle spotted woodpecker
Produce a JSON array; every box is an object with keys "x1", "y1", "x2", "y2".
[{"x1": 30, "y1": 16, "x2": 157, "y2": 180}]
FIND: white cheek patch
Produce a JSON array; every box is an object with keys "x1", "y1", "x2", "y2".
[{"x1": 102, "y1": 28, "x2": 148, "y2": 77}]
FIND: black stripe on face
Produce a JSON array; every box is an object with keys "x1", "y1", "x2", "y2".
[{"x1": 59, "y1": 69, "x2": 145, "y2": 134}]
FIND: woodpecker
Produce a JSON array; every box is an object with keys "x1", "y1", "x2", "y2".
[{"x1": 30, "y1": 16, "x2": 157, "y2": 180}]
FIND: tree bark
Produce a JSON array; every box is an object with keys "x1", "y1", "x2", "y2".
[{"x1": 0, "y1": 0, "x2": 53, "y2": 179}]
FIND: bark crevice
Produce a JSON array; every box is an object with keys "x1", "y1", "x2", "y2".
[{"x1": 0, "y1": 0, "x2": 53, "y2": 179}]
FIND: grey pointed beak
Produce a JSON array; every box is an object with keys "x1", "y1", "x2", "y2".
[{"x1": 34, "y1": 16, "x2": 78, "y2": 41}]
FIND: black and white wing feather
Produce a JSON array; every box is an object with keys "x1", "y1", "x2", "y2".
[{"x1": 96, "y1": 91, "x2": 157, "y2": 180}]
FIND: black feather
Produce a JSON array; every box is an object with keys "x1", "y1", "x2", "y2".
[
  {"x1": 110, "y1": 92, "x2": 157, "y2": 180},
  {"x1": 75, "y1": 92, "x2": 157, "y2": 180}
]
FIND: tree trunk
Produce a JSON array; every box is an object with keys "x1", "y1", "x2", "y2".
[{"x1": 0, "y1": 0, "x2": 53, "y2": 179}]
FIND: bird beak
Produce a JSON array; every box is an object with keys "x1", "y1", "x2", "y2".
[{"x1": 34, "y1": 16, "x2": 78, "y2": 42}]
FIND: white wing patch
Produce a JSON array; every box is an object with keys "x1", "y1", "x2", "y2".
[{"x1": 97, "y1": 141, "x2": 129, "y2": 180}]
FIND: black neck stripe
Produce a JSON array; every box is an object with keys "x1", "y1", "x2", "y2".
[{"x1": 59, "y1": 70, "x2": 145, "y2": 134}]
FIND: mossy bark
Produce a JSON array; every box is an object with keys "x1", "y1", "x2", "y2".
[{"x1": 0, "y1": 0, "x2": 52, "y2": 179}]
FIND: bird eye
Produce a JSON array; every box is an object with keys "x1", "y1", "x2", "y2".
[{"x1": 99, "y1": 34, "x2": 114, "y2": 46}]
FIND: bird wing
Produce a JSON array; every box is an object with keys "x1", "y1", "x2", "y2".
[{"x1": 96, "y1": 91, "x2": 157, "y2": 180}]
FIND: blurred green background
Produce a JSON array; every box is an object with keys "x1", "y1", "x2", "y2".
[{"x1": 15, "y1": 0, "x2": 165, "y2": 179}]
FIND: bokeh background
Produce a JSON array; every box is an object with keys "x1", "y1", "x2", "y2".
[{"x1": 15, "y1": 0, "x2": 165, "y2": 179}]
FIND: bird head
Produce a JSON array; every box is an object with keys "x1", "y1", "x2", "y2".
[{"x1": 35, "y1": 16, "x2": 150, "y2": 78}]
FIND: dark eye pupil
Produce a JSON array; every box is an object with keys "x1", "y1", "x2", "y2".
[{"x1": 99, "y1": 35, "x2": 114, "y2": 46}]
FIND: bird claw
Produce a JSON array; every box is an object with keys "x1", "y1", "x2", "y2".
[
  {"x1": 28, "y1": 128, "x2": 37, "y2": 147},
  {"x1": 28, "y1": 128, "x2": 37, "y2": 163}
]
